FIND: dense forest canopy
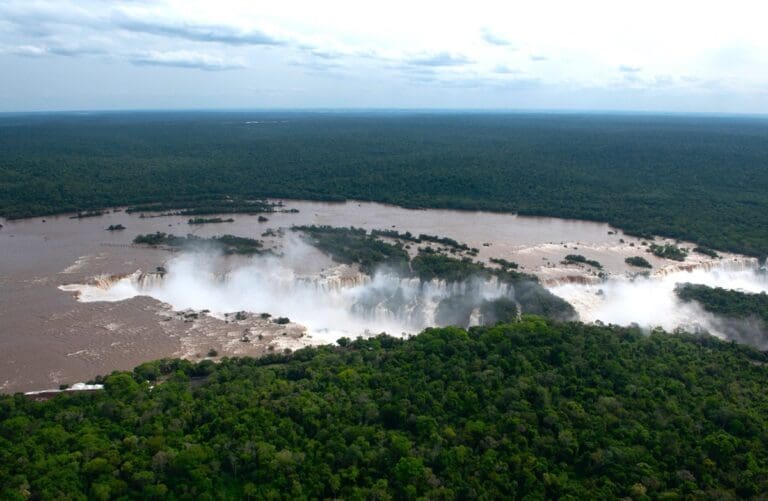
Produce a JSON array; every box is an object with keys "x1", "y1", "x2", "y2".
[
  {"x1": 676, "y1": 283, "x2": 768, "y2": 324},
  {"x1": 2, "y1": 318, "x2": 768, "y2": 499},
  {"x1": 1, "y1": 111, "x2": 768, "y2": 256}
]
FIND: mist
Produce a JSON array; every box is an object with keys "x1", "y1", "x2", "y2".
[
  {"x1": 63, "y1": 235, "x2": 768, "y2": 347},
  {"x1": 550, "y1": 266, "x2": 768, "y2": 342},
  {"x1": 66, "y1": 240, "x2": 519, "y2": 344}
]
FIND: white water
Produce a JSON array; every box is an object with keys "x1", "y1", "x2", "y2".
[
  {"x1": 62, "y1": 250, "x2": 516, "y2": 344},
  {"x1": 63, "y1": 250, "x2": 768, "y2": 344},
  {"x1": 550, "y1": 266, "x2": 768, "y2": 338},
  {"x1": 24, "y1": 383, "x2": 104, "y2": 396}
]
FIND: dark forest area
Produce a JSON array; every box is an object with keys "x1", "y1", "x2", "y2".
[
  {"x1": 2, "y1": 111, "x2": 767, "y2": 256},
  {"x1": 3, "y1": 319, "x2": 768, "y2": 499}
]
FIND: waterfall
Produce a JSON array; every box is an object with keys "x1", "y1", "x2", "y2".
[{"x1": 60, "y1": 260, "x2": 522, "y2": 334}]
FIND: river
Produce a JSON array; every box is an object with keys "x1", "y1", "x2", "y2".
[{"x1": 0, "y1": 199, "x2": 757, "y2": 392}]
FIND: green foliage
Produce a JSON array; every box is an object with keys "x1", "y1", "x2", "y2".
[
  {"x1": 133, "y1": 232, "x2": 264, "y2": 255},
  {"x1": 3, "y1": 319, "x2": 768, "y2": 498},
  {"x1": 2, "y1": 113, "x2": 768, "y2": 256},
  {"x1": 479, "y1": 297, "x2": 519, "y2": 324},
  {"x1": 293, "y1": 225, "x2": 410, "y2": 274},
  {"x1": 293, "y1": 227, "x2": 573, "y2": 321},
  {"x1": 411, "y1": 250, "x2": 537, "y2": 285},
  {"x1": 411, "y1": 252, "x2": 487, "y2": 282},
  {"x1": 649, "y1": 243, "x2": 688, "y2": 261},
  {"x1": 132, "y1": 232, "x2": 186, "y2": 246},
  {"x1": 126, "y1": 197, "x2": 281, "y2": 216},
  {"x1": 676, "y1": 283, "x2": 768, "y2": 323},
  {"x1": 625, "y1": 256, "x2": 653, "y2": 268},
  {"x1": 370, "y1": 229, "x2": 420, "y2": 242},
  {"x1": 105, "y1": 224, "x2": 125, "y2": 231},
  {"x1": 490, "y1": 257, "x2": 519, "y2": 270},
  {"x1": 214, "y1": 235, "x2": 265, "y2": 255},
  {"x1": 693, "y1": 246, "x2": 720, "y2": 258},
  {"x1": 416, "y1": 234, "x2": 470, "y2": 251},
  {"x1": 188, "y1": 217, "x2": 235, "y2": 225},
  {"x1": 563, "y1": 254, "x2": 602, "y2": 269}
]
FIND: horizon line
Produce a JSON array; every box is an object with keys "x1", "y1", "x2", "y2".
[{"x1": 1, "y1": 106, "x2": 767, "y2": 119}]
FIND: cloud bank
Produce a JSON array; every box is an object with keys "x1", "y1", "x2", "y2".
[{"x1": 1, "y1": 0, "x2": 767, "y2": 111}]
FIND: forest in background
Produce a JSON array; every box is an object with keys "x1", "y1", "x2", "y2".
[{"x1": 1, "y1": 111, "x2": 767, "y2": 257}]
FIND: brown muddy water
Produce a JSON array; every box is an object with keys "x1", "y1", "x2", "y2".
[{"x1": 0, "y1": 200, "x2": 753, "y2": 393}]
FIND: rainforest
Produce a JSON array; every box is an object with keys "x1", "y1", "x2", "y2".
[
  {"x1": 2, "y1": 112, "x2": 768, "y2": 257},
  {"x1": 3, "y1": 319, "x2": 768, "y2": 499},
  {"x1": 2, "y1": 112, "x2": 768, "y2": 500}
]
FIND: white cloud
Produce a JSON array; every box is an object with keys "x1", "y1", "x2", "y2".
[
  {"x1": 480, "y1": 28, "x2": 513, "y2": 47},
  {"x1": 4, "y1": 45, "x2": 48, "y2": 57},
  {"x1": 114, "y1": 17, "x2": 285, "y2": 46},
  {"x1": 404, "y1": 52, "x2": 473, "y2": 67},
  {"x1": 130, "y1": 50, "x2": 245, "y2": 70},
  {"x1": 492, "y1": 64, "x2": 521, "y2": 74},
  {"x1": 0, "y1": 0, "x2": 766, "y2": 111}
]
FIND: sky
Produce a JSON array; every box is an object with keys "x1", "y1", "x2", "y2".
[{"x1": 1, "y1": 0, "x2": 767, "y2": 113}]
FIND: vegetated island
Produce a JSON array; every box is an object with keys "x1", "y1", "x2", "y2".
[
  {"x1": 105, "y1": 224, "x2": 126, "y2": 231},
  {"x1": 294, "y1": 225, "x2": 575, "y2": 321},
  {"x1": 2, "y1": 318, "x2": 768, "y2": 498},
  {"x1": 562, "y1": 254, "x2": 602, "y2": 269},
  {"x1": 133, "y1": 232, "x2": 265, "y2": 255},
  {"x1": 676, "y1": 283, "x2": 768, "y2": 324},
  {"x1": 693, "y1": 246, "x2": 720, "y2": 259},
  {"x1": 2, "y1": 112, "x2": 768, "y2": 258},
  {"x1": 675, "y1": 283, "x2": 768, "y2": 348},
  {"x1": 649, "y1": 243, "x2": 688, "y2": 261},
  {"x1": 188, "y1": 217, "x2": 235, "y2": 225},
  {"x1": 294, "y1": 225, "x2": 411, "y2": 275},
  {"x1": 625, "y1": 256, "x2": 653, "y2": 268}
]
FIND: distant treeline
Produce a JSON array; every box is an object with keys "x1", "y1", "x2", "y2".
[
  {"x1": 2, "y1": 112, "x2": 768, "y2": 257},
  {"x1": 126, "y1": 198, "x2": 283, "y2": 216}
]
